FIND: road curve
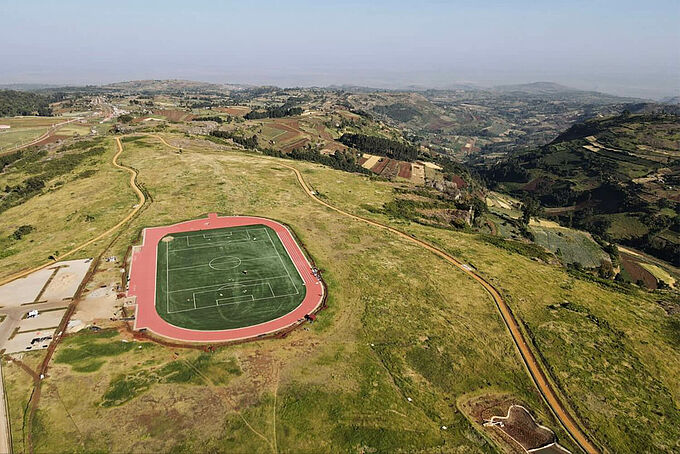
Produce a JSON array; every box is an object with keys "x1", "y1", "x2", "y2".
[
  {"x1": 148, "y1": 133, "x2": 600, "y2": 453},
  {"x1": 281, "y1": 162, "x2": 599, "y2": 453},
  {"x1": 0, "y1": 137, "x2": 145, "y2": 286}
]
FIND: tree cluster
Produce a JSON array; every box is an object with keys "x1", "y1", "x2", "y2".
[
  {"x1": 244, "y1": 106, "x2": 303, "y2": 120},
  {"x1": 0, "y1": 90, "x2": 54, "y2": 116},
  {"x1": 210, "y1": 130, "x2": 258, "y2": 149},
  {"x1": 338, "y1": 133, "x2": 419, "y2": 161}
]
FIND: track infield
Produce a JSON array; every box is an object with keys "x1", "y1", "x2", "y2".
[{"x1": 129, "y1": 214, "x2": 324, "y2": 342}]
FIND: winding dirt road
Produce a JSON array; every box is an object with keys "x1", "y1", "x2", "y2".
[
  {"x1": 1, "y1": 135, "x2": 598, "y2": 453},
  {"x1": 285, "y1": 164, "x2": 599, "y2": 454},
  {"x1": 0, "y1": 137, "x2": 145, "y2": 287},
  {"x1": 149, "y1": 134, "x2": 599, "y2": 453}
]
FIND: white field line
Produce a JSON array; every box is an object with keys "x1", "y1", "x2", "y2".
[
  {"x1": 265, "y1": 228, "x2": 299, "y2": 293},
  {"x1": 168, "y1": 275, "x2": 290, "y2": 294},
  {"x1": 169, "y1": 290, "x2": 301, "y2": 314},
  {"x1": 163, "y1": 226, "x2": 302, "y2": 315},
  {"x1": 168, "y1": 255, "x2": 279, "y2": 272}
]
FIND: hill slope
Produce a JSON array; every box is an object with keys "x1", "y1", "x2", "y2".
[{"x1": 484, "y1": 112, "x2": 680, "y2": 264}]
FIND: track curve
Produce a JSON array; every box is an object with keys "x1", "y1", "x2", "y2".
[{"x1": 150, "y1": 134, "x2": 600, "y2": 453}]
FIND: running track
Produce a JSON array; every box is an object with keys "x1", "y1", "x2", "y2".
[{"x1": 129, "y1": 213, "x2": 324, "y2": 342}]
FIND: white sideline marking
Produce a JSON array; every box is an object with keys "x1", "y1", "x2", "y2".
[{"x1": 161, "y1": 226, "x2": 304, "y2": 316}]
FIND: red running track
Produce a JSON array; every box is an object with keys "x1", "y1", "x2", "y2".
[{"x1": 128, "y1": 213, "x2": 324, "y2": 342}]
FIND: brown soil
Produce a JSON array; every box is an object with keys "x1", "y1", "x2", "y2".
[
  {"x1": 371, "y1": 157, "x2": 389, "y2": 174},
  {"x1": 491, "y1": 405, "x2": 556, "y2": 450},
  {"x1": 620, "y1": 253, "x2": 658, "y2": 289},
  {"x1": 398, "y1": 162, "x2": 412, "y2": 179},
  {"x1": 382, "y1": 159, "x2": 400, "y2": 178},
  {"x1": 281, "y1": 138, "x2": 309, "y2": 153},
  {"x1": 217, "y1": 106, "x2": 251, "y2": 116},
  {"x1": 358, "y1": 156, "x2": 368, "y2": 166},
  {"x1": 449, "y1": 174, "x2": 467, "y2": 189},
  {"x1": 153, "y1": 109, "x2": 194, "y2": 122},
  {"x1": 33, "y1": 134, "x2": 66, "y2": 148}
]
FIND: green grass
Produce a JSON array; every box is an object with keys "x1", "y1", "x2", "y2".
[
  {"x1": 154, "y1": 224, "x2": 305, "y2": 330},
  {"x1": 607, "y1": 213, "x2": 649, "y2": 239},
  {"x1": 0, "y1": 127, "x2": 49, "y2": 150},
  {"x1": 6, "y1": 133, "x2": 678, "y2": 453},
  {"x1": 530, "y1": 225, "x2": 607, "y2": 267},
  {"x1": 54, "y1": 330, "x2": 137, "y2": 372}
]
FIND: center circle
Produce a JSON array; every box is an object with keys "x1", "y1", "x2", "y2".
[{"x1": 208, "y1": 256, "x2": 242, "y2": 270}]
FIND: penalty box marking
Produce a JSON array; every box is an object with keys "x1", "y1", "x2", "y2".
[
  {"x1": 163, "y1": 227, "x2": 302, "y2": 315},
  {"x1": 169, "y1": 281, "x2": 301, "y2": 314},
  {"x1": 169, "y1": 228, "x2": 270, "y2": 251}
]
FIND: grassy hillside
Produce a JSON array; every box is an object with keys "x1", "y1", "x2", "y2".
[
  {"x1": 3, "y1": 134, "x2": 679, "y2": 453},
  {"x1": 484, "y1": 113, "x2": 680, "y2": 267}
]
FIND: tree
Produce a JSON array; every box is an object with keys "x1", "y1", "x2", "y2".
[{"x1": 521, "y1": 197, "x2": 542, "y2": 225}]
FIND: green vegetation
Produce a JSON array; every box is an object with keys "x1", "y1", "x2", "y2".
[
  {"x1": 479, "y1": 234, "x2": 554, "y2": 262},
  {"x1": 0, "y1": 140, "x2": 107, "y2": 214},
  {"x1": 485, "y1": 113, "x2": 680, "y2": 266},
  {"x1": 1, "y1": 85, "x2": 678, "y2": 453},
  {"x1": 10, "y1": 225, "x2": 34, "y2": 240},
  {"x1": 155, "y1": 224, "x2": 305, "y2": 330},
  {"x1": 339, "y1": 132, "x2": 419, "y2": 161},
  {"x1": 530, "y1": 225, "x2": 607, "y2": 267},
  {"x1": 244, "y1": 105, "x2": 302, "y2": 120},
  {"x1": 55, "y1": 330, "x2": 137, "y2": 372},
  {"x1": 0, "y1": 90, "x2": 54, "y2": 116},
  {"x1": 373, "y1": 103, "x2": 421, "y2": 122}
]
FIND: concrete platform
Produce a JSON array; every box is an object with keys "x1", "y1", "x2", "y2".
[
  {"x1": 41, "y1": 259, "x2": 93, "y2": 302},
  {"x1": 17, "y1": 309, "x2": 67, "y2": 332},
  {"x1": 0, "y1": 268, "x2": 53, "y2": 307},
  {"x1": 4, "y1": 329, "x2": 54, "y2": 354}
]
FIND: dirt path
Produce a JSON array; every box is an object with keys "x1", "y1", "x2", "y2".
[
  {"x1": 148, "y1": 133, "x2": 599, "y2": 453},
  {"x1": 279, "y1": 164, "x2": 600, "y2": 454},
  {"x1": 0, "y1": 117, "x2": 82, "y2": 157},
  {"x1": 0, "y1": 137, "x2": 146, "y2": 287}
]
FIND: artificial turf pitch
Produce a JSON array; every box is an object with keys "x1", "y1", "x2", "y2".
[{"x1": 155, "y1": 224, "x2": 306, "y2": 330}]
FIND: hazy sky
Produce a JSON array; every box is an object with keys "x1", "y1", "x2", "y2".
[{"x1": 1, "y1": 0, "x2": 678, "y2": 98}]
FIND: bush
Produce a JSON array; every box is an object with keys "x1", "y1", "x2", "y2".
[{"x1": 11, "y1": 224, "x2": 34, "y2": 240}]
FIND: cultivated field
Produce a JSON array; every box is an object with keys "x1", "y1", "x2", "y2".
[{"x1": 0, "y1": 117, "x2": 67, "y2": 151}]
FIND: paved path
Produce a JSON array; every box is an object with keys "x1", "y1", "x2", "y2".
[{"x1": 0, "y1": 361, "x2": 10, "y2": 454}]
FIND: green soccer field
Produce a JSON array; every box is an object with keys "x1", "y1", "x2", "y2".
[{"x1": 155, "y1": 224, "x2": 306, "y2": 330}]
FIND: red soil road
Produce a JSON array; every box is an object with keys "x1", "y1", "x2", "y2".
[{"x1": 128, "y1": 213, "x2": 324, "y2": 342}]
